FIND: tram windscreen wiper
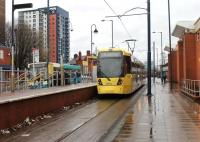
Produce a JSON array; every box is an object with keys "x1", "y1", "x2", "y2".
[{"x1": 100, "y1": 70, "x2": 111, "y2": 81}]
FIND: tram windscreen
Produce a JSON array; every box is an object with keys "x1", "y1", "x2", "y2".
[{"x1": 97, "y1": 51, "x2": 123, "y2": 78}]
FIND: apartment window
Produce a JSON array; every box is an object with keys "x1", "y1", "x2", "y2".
[
  {"x1": 33, "y1": 19, "x2": 36, "y2": 22},
  {"x1": 33, "y1": 15, "x2": 36, "y2": 18},
  {"x1": 0, "y1": 50, "x2": 4, "y2": 59}
]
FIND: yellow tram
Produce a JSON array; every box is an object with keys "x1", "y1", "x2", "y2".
[{"x1": 97, "y1": 48, "x2": 144, "y2": 95}]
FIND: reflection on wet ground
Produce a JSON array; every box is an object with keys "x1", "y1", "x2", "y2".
[{"x1": 114, "y1": 80, "x2": 200, "y2": 142}]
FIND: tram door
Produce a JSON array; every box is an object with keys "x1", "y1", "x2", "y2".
[{"x1": 123, "y1": 56, "x2": 133, "y2": 93}]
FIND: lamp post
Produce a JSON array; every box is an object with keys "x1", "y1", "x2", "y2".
[
  {"x1": 168, "y1": 0, "x2": 172, "y2": 90},
  {"x1": 90, "y1": 24, "x2": 98, "y2": 81},
  {"x1": 46, "y1": 0, "x2": 50, "y2": 87},
  {"x1": 11, "y1": 0, "x2": 32, "y2": 92},
  {"x1": 147, "y1": 0, "x2": 151, "y2": 96},
  {"x1": 156, "y1": 47, "x2": 159, "y2": 75},
  {"x1": 153, "y1": 41, "x2": 155, "y2": 83},
  {"x1": 152, "y1": 31, "x2": 163, "y2": 83},
  {"x1": 101, "y1": 19, "x2": 114, "y2": 48},
  {"x1": 90, "y1": 24, "x2": 98, "y2": 56}
]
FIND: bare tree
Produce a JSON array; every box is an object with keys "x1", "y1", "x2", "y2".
[
  {"x1": 15, "y1": 24, "x2": 33, "y2": 69},
  {"x1": 38, "y1": 30, "x2": 46, "y2": 62},
  {"x1": 5, "y1": 23, "x2": 46, "y2": 70},
  {"x1": 5, "y1": 22, "x2": 12, "y2": 48}
]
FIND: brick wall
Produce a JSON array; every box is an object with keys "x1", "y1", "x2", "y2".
[
  {"x1": 176, "y1": 40, "x2": 183, "y2": 82},
  {"x1": 196, "y1": 30, "x2": 200, "y2": 80},
  {"x1": 0, "y1": 48, "x2": 11, "y2": 65},
  {"x1": 183, "y1": 33, "x2": 196, "y2": 80},
  {"x1": 168, "y1": 50, "x2": 178, "y2": 82}
]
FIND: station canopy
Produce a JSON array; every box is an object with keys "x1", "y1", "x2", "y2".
[{"x1": 172, "y1": 21, "x2": 195, "y2": 39}]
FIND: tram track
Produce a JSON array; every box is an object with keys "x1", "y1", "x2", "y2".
[
  {"x1": 0, "y1": 86, "x2": 145, "y2": 142},
  {"x1": 60, "y1": 86, "x2": 145, "y2": 142},
  {"x1": 54, "y1": 99, "x2": 119, "y2": 142}
]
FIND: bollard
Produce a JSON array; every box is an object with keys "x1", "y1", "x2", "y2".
[
  {"x1": 51, "y1": 72, "x2": 54, "y2": 87},
  {"x1": 17, "y1": 68, "x2": 19, "y2": 90},
  {"x1": 0, "y1": 67, "x2": 2, "y2": 93},
  {"x1": 24, "y1": 68, "x2": 27, "y2": 89},
  {"x1": 199, "y1": 81, "x2": 200, "y2": 96}
]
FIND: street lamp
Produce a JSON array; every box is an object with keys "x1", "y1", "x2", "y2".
[
  {"x1": 90, "y1": 24, "x2": 98, "y2": 82},
  {"x1": 125, "y1": 39, "x2": 137, "y2": 54},
  {"x1": 101, "y1": 19, "x2": 114, "y2": 48},
  {"x1": 147, "y1": 0, "x2": 151, "y2": 96},
  {"x1": 11, "y1": 0, "x2": 33, "y2": 92},
  {"x1": 90, "y1": 24, "x2": 98, "y2": 56},
  {"x1": 152, "y1": 31, "x2": 163, "y2": 83}
]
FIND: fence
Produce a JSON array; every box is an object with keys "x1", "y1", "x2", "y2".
[
  {"x1": 180, "y1": 79, "x2": 200, "y2": 97},
  {"x1": 0, "y1": 68, "x2": 92, "y2": 94}
]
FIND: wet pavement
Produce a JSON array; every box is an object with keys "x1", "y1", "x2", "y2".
[{"x1": 114, "y1": 80, "x2": 200, "y2": 142}]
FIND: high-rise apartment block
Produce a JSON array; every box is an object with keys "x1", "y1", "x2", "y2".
[
  {"x1": 0, "y1": 0, "x2": 5, "y2": 45},
  {"x1": 18, "y1": 6, "x2": 70, "y2": 63}
]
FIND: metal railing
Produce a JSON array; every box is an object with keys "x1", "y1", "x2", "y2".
[
  {"x1": 0, "y1": 68, "x2": 93, "y2": 94},
  {"x1": 180, "y1": 79, "x2": 200, "y2": 97}
]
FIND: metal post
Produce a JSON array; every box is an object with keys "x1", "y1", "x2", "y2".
[
  {"x1": 0, "y1": 67, "x2": 2, "y2": 93},
  {"x1": 32, "y1": 49, "x2": 36, "y2": 77},
  {"x1": 60, "y1": 54, "x2": 64, "y2": 86},
  {"x1": 11, "y1": 1, "x2": 33, "y2": 92},
  {"x1": 90, "y1": 26, "x2": 93, "y2": 81},
  {"x1": 133, "y1": 40, "x2": 136, "y2": 51},
  {"x1": 168, "y1": 0, "x2": 173, "y2": 90},
  {"x1": 11, "y1": 0, "x2": 15, "y2": 92},
  {"x1": 17, "y1": 68, "x2": 19, "y2": 90},
  {"x1": 111, "y1": 20, "x2": 113, "y2": 48},
  {"x1": 90, "y1": 24, "x2": 98, "y2": 82},
  {"x1": 156, "y1": 47, "x2": 158, "y2": 74},
  {"x1": 47, "y1": 0, "x2": 50, "y2": 87},
  {"x1": 147, "y1": 0, "x2": 152, "y2": 95},
  {"x1": 160, "y1": 32, "x2": 163, "y2": 83},
  {"x1": 91, "y1": 26, "x2": 93, "y2": 56},
  {"x1": 126, "y1": 41, "x2": 130, "y2": 51},
  {"x1": 24, "y1": 68, "x2": 27, "y2": 89},
  {"x1": 153, "y1": 42, "x2": 155, "y2": 83},
  {"x1": 101, "y1": 20, "x2": 113, "y2": 48}
]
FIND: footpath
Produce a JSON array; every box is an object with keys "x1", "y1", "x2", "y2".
[{"x1": 114, "y1": 79, "x2": 200, "y2": 142}]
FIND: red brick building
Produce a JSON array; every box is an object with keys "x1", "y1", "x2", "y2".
[
  {"x1": 0, "y1": 47, "x2": 11, "y2": 70},
  {"x1": 169, "y1": 18, "x2": 200, "y2": 83},
  {"x1": 69, "y1": 50, "x2": 97, "y2": 74}
]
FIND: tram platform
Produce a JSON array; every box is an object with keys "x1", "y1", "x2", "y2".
[
  {"x1": 0, "y1": 82, "x2": 96, "y2": 105},
  {"x1": 114, "y1": 79, "x2": 200, "y2": 142},
  {"x1": 0, "y1": 82, "x2": 96, "y2": 130}
]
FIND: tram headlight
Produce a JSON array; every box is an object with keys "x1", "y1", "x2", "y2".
[
  {"x1": 98, "y1": 79, "x2": 103, "y2": 85},
  {"x1": 117, "y1": 78, "x2": 123, "y2": 85}
]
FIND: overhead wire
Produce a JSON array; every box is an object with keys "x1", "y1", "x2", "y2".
[{"x1": 103, "y1": 0, "x2": 133, "y2": 39}]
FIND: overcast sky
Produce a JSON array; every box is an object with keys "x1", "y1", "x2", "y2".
[{"x1": 6, "y1": 0, "x2": 200, "y2": 63}]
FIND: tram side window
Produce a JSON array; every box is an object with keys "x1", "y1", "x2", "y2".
[{"x1": 124, "y1": 56, "x2": 131, "y2": 74}]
